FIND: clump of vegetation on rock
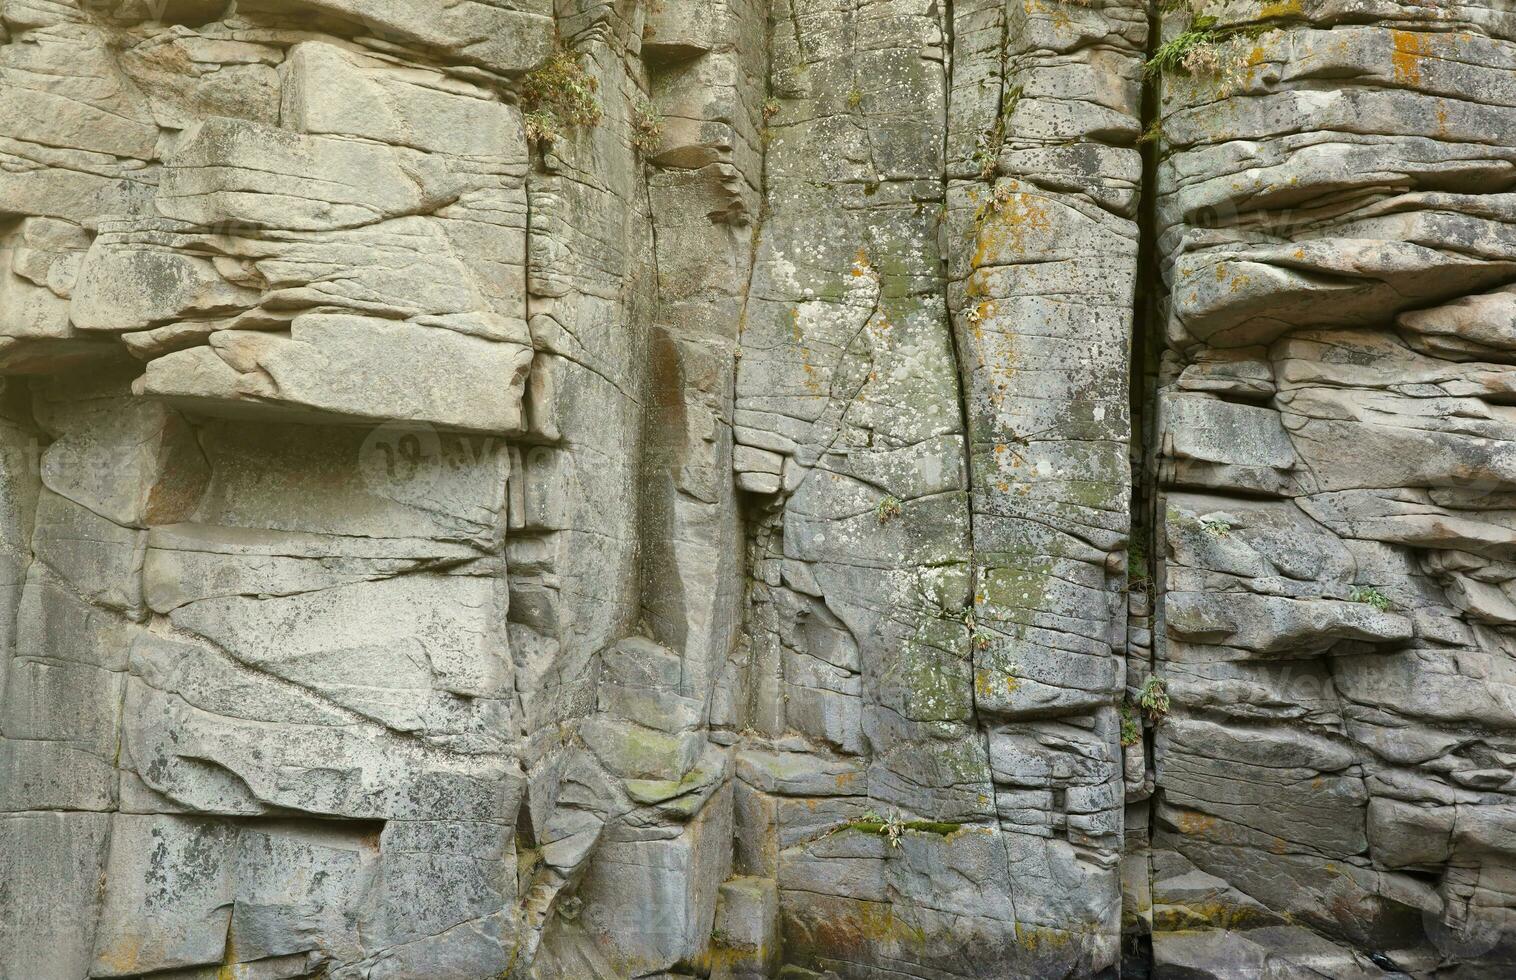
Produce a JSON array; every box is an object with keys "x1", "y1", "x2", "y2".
[
  {"x1": 1349, "y1": 585, "x2": 1393, "y2": 612},
  {"x1": 1146, "y1": 22, "x2": 1223, "y2": 77},
  {"x1": 630, "y1": 94, "x2": 662, "y2": 155},
  {"x1": 1146, "y1": 15, "x2": 1264, "y2": 91},
  {"x1": 971, "y1": 85, "x2": 1021, "y2": 180},
  {"x1": 1139, "y1": 676, "x2": 1170, "y2": 722},
  {"x1": 1128, "y1": 538, "x2": 1150, "y2": 592},
  {"x1": 843, "y1": 811, "x2": 962, "y2": 847},
  {"x1": 1120, "y1": 701, "x2": 1143, "y2": 747},
  {"x1": 1199, "y1": 516, "x2": 1231, "y2": 538},
  {"x1": 521, "y1": 49, "x2": 602, "y2": 143},
  {"x1": 876, "y1": 494, "x2": 903, "y2": 524}
]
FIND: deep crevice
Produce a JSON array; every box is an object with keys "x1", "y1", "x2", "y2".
[{"x1": 1124, "y1": 0, "x2": 1167, "y2": 976}]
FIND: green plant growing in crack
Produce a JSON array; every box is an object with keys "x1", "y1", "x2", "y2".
[
  {"x1": 875, "y1": 494, "x2": 903, "y2": 524},
  {"x1": 846, "y1": 85, "x2": 864, "y2": 109},
  {"x1": 842, "y1": 811, "x2": 961, "y2": 847},
  {"x1": 1199, "y1": 516, "x2": 1231, "y2": 538},
  {"x1": 630, "y1": 94, "x2": 662, "y2": 155},
  {"x1": 1146, "y1": 25, "x2": 1218, "y2": 77},
  {"x1": 1146, "y1": 17, "x2": 1264, "y2": 89},
  {"x1": 1138, "y1": 117, "x2": 1165, "y2": 146},
  {"x1": 520, "y1": 49, "x2": 602, "y2": 143},
  {"x1": 1138, "y1": 676, "x2": 1170, "y2": 722},
  {"x1": 1128, "y1": 538, "x2": 1149, "y2": 592},
  {"x1": 1120, "y1": 701, "x2": 1142, "y2": 747},
  {"x1": 973, "y1": 181, "x2": 1016, "y2": 225},
  {"x1": 972, "y1": 118, "x2": 1003, "y2": 180},
  {"x1": 1349, "y1": 586, "x2": 1393, "y2": 612},
  {"x1": 961, "y1": 608, "x2": 994, "y2": 650},
  {"x1": 971, "y1": 85, "x2": 1021, "y2": 180}
]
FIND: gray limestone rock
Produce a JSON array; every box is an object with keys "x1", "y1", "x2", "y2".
[{"x1": 1, "y1": 0, "x2": 1514, "y2": 978}]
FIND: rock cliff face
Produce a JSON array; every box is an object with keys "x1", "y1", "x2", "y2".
[{"x1": 0, "y1": 0, "x2": 1513, "y2": 977}]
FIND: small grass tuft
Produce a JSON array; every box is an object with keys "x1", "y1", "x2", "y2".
[
  {"x1": 1145, "y1": 17, "x2": 1267, "y2": 88},
  {"x1": 1349, "y1": 586, "x2": 1392, "y2": 612},
  {"x1": 1120, "y1": 701, "x2": 1142, "y2": 747},
  {"x1": 1146, "y1": 26, "x2": 1219, "y2": 78},
  {"x1": 842, "y1": 811, "x2": 961, "y2": 847},
  {"x1": 875, "y1": 495, "x2": 903, "y2": 524},
  {"x1": 1128, "y1": 537, "x2": 1150, "y2": 591},
  {"x1": 630, "y1": 94, "x2": 662, "y2": 155},
  {"x1": 1199, "y1": 516, "x2": 1231, "y2": 538}
]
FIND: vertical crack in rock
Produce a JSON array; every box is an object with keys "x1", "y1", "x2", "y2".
[{"x1": 1120, "y1": 3, "x2": 1167, "y2": 975}]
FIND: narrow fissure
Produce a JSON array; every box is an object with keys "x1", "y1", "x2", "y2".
[{"x1": 1125, "y1": 1, "x2": 1167, "y2": 977}]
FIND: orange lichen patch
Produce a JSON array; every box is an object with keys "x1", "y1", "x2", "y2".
[
  {"x1": 95, "y1": 937, "x2": 145, "y2": 974},
  {"x1": 810, "y1": 900, "x2": 929, "y2": 952},
  {"x1": 1174, "y1": 810, "x2": 1216, "y2": 835},
  {"x1": 1212, "y1": 262, "x2": 1250, "y2": 294},
  {"x1": 974, "y1": 670, "x2": 994, "y2": 699},
  {"x1": 835, "y1": 771, "x2": 861, "y2": 789},
  {"x1": 974, "y1": 668, "x2": 1021, "y2": 697},
  {"x1": 965, "y1": 269, "x2": 990, "y2": 300},
  {"x1": 852, "y1": 247, "x2": 871, "y2": 275},
  {"x1": 1390, "y1": 30, "x2": 1431, "y2": 86},
  {"x1": 1022, "y1": 0, "x2": 1073, "y2": 30},
  {"x1": 1017, "y1": 924, "x2": 1080, "y2": 951},
  {"x1": 1153, "y1": 900, "x2": 1277, "y2": 932},
  {"x1": 972, "y1": 187, "x2": 1054, "y2": 267},
  {"x1": 688, "y1": 941, "x2": 772, "y2": 975}
]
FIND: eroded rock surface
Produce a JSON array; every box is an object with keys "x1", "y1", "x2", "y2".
[{"x1": 0, "y1": 0, "x2": 1512, "y2": 978}]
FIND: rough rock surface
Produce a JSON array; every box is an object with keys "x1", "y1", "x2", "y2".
[{"x1": 0, "y1": 0, "x2": 1512, "y2": 978}]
